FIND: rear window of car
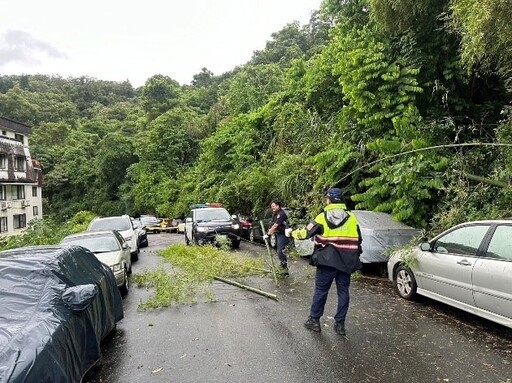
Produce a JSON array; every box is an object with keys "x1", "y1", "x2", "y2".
[{"x1": 89, "y1": 217, "x2": 131, "y2": 231}]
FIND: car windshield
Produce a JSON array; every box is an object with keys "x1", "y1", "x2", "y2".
[
  {"x1": 89, "y1": 217, "x2": 131, "y2": 231},
  {"x1": 195, "y1": 209, "x2": 231, "y2": 222},
  {"x1": 62, "y1": 235, "x2": 120, "y2": 253}
]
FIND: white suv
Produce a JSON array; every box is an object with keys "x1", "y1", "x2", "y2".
[{"x1": 87, "y1": 215, "x2": 139, "y2": 261}]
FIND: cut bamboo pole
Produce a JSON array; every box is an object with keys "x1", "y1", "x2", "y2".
[
  {"x1": 260, "y1": 220, "x2": 278, "y2": 285},
  {"x1": 214, "y1": 276, "x2": 278, "y2": 301}
]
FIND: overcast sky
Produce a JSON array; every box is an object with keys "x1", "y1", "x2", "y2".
[{"x1": 0, "y1": 0, "x2": 322, "y2": 88}]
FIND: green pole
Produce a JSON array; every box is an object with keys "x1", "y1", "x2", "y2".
[{"x1": 260, "y1": 220, "x2": 278, "y2": 285}]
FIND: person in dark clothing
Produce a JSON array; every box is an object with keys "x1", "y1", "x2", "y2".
[
  {"x1": 265, "y1": 199, "x2": 289, "y2": 275},
  {"x1": 289, "y1": 188, "x2": 362, "y2": 335}
]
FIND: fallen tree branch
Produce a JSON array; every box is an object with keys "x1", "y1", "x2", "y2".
[{"x1": 214, "y1": 276, "x2": 278, "y2": 301}]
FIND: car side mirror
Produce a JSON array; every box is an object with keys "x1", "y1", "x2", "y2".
[
  {"x1": 419, "y1": 242, "x2": 431, "y2": 251},
  {"x1": 62, "y1": 284, "x2": 98, "y2": 311},
  {"x1": 186, "y1": 218, "x2": 192, "y2": 223},
  {"x1": 231, "y1": 215, "x2": 238, "y2": 220},
  {"x1": 122, "y1": 243, "x2": 128, "y2": 249}
]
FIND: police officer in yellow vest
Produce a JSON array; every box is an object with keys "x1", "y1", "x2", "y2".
[{"x1": 288, "y1": 188, "x2": 362, "y2": 335}]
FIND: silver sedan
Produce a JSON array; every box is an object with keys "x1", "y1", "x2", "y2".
[
  {"x1": 62, "y1": 230, "x2": 132, "y2": 296},
  {"x1": 388, "y1": 219, "x2": 512, "y2": 329}
]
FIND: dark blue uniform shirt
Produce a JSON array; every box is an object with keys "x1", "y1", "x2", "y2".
[{"x1": 272, "y1": 209, "x2": 288, "y2": 234}]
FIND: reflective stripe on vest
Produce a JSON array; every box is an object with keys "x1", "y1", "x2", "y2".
[{"x1": 313, "y1": 209, "x2": 359, "y2": 250}]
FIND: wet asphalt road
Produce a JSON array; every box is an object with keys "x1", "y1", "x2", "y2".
[{"x1": 84, "y1": 234, "x2": 512, "y2": 383}]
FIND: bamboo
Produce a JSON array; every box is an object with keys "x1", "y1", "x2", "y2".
[
  {"x1": 336, "y1": 142, "x2": 512, "y2": 184},
  {"x1": 214, "y1": 276, "x2": 278, "y2": 301},
  {"x1": 260, "y1": 220, "x2": 278, "y2": 285},
  {"x1": 463, "y1": 172, "x2": 509, "y2": 188}
]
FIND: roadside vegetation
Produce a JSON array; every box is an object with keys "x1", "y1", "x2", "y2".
[
  {"x1": 0, "y1": 211, "x2": 95, "y2": 251},
  {"x1": 134, "y1": 244, "x2": 266, "y2": 310},
  {"x1": 1, "y1": 0, "x2": 511, "y2": 238}
]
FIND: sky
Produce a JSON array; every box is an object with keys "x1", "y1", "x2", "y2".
[{"x1": 0, "y1": 0, "x2": 323, "y2": 88}]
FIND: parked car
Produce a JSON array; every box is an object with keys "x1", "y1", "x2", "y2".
[
  {"x1": 87, "y1": 215, "x2": 139, "y2": 261},
  {"x1": 177, "y1": 220, "x2": 186, "y2": 234},
  {"x1": 169, "y1": 218, "x2": 183, "y2": 233},
  {"x1": 237, "y1": 214, "x2": 253, "y2": 239},
  {"x1": 249, "y1": 207, "x2": 294, "y2": 248},
  {"x1": 61, "y1": 230, "x2": 132, "y2": 296},
  {"x1": 131, "y1": 218, "x2": 148, "y2": 248},
  {"x1": 185, "y1": 207, "x2": 242, "y2": 248},
  {"x1": 0, "y1": 245, "x2": 123, "y2": 382},
  {"x1": 387, "y1": 219, "x2": 512, "y2": 329},
  {"x1": 351, "y1": 210, "x2": 419, "y2": 263},
  {"x1": 140, "y1": 215, "x2": 162, "y2": 234}
]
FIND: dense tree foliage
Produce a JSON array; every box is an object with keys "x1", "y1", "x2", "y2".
[{"x1": 1, "y1": 0, "x2": 511, "y2": 233}]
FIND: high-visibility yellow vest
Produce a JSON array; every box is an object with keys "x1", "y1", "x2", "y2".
[{"x1": 313, "y1": 204, "x2": 360, "y2": 251}]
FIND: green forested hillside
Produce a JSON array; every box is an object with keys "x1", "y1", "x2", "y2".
[{"x1": 1, "y1": 0, "x2": 511, "y2": 234}]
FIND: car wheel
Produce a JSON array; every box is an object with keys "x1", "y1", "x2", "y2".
[
  {"x1": 120, "y1": 268, "x2": 129, "y2": 296},
  {"x1": 231, "y1": 239, "x2": 240, "y2": 249},
  {"x1": 270, "y1": 234, "x2": 277, "y2": 248},
  {"x1": 249, "y1": 229, "x2": 255, "y2": 242},
  {"x1": 394, "y1": 265, "x2": 417, "y2": 300}
]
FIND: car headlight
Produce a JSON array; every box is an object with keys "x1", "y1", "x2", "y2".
[
  {"x1": 111, "y1": 263, "x2": 122, "y2": 272},
  {"x1": 232, "y1": 224, "x2": 240, "y2": 230},
  {"x1": 196, "y1": 226, "x2": 208, "y2": 232}
]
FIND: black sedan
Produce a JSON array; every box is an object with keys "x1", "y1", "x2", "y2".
[{"x1": 0, "y1": 245, "x2": 123, "y2": 383}]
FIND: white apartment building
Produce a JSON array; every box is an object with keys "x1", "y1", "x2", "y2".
[{"x1": 0, "y1": 117, "x2": 43, "y2": 237}]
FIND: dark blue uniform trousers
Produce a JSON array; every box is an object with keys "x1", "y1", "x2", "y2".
[
  {"x1": 275, "y1": 233, "x2": 289, "y2": 266},
  {"x1": 310, "y1": 265, "x2": 351, "y2": 323}
]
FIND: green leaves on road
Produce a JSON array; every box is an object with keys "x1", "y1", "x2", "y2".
[{"x1": 134, "y1": 244, "x2": 265, "y2": 310}]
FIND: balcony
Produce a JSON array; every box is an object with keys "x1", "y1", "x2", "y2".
[{"x1": 0, "y1": 140, "x2": 39, "y2": 184}]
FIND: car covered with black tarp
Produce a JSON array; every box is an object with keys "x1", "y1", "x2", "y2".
[{"x1": 0, "y1": 245, "x2": 124, "y2": 383}]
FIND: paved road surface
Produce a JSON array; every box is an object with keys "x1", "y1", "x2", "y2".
[{"x1": 84, "y1": 233, "x2": 512, "y2": 383}]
